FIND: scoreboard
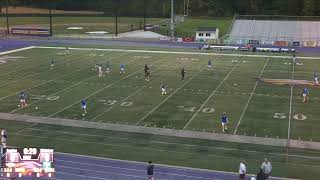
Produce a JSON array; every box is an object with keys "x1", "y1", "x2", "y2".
[{"x1": 1, "y1": 148, "x2": 55, "y2": 178}]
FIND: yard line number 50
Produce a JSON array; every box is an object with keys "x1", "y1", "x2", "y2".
[{"x1": 273, "y1": 112, "x2": 307, "y2": 121}]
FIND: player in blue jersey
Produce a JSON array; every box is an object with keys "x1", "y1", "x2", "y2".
[
  {"x1": 81, "y1": 99, "x2": 87, "y2": 115},
  {"x1": 302, "y1": 88, "x2": 309, "y2": 103},
  {"x1": 221, "y1": 112, "x2": 228, "y2": 133},
  {"x1": 120, "y1": 64, "x2": 125, "y2": 74},
  {"x1": 50, "y1": 59, "x2": 54, "y2": 71},
  {"x1": 160, "y1": 82, "x2": 167, "y2": 95},
  {"x1": 18, "y1": 91, "x2": 27, "y2": 107},
  {"x1": 314, "y1": 72, "x2": 319, "y2": 85},
  {"x1": 208, "y1": 60, "x2": 212, "y2": 69}
]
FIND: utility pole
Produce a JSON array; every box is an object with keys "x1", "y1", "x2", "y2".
[
  {"x1": 49, "y1": 8, "x2": 52, "y2": 36},
  {"x1": 143, "y1": 0, "x2": 146, "y2": 31},
  {"x1": 170, "y1": 0, "x2": 175, "y2": 41},
  {"x1": 5, "y1": 0, "x2": 9, "y2": 35}
]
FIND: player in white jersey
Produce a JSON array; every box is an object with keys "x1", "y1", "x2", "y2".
[
  {"x1": 1, "y1": 128, "x2": 7, "y2": 147},
  {"x1": 98, "y1": 66, "x2": 103, "y2": 77},
  {"x1": 160, "y1": 82, "x2": 167, "y2": 95}
]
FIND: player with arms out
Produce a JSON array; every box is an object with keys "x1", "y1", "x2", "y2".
[
  {"x1": 221, "y1": 112, "x2": 228, "y2": 133},
  {"x1": 181, "y1": 67, "x2": 186, "y2": 80},
  {"x1": 18, "y1": 91, "x2": 27, "y2": 107},
  {"x1": 81, "y1": 99, "x2": 87, "y2": 116},
  {"x1": 302, "y1": 88, "x2": 309, "y2": 103},
  {"x1": 160, "y1": 81, "x2": 167, "y2": 95},
  {"x1": 314, "y1": 72, "x2": 319, "y2": 85},
  {"x1": 120, "y1": 64, "x2": 125, "y2": 74},
  {"x1": 1, "y1": 128, "x2": 7, "y2": 147}
]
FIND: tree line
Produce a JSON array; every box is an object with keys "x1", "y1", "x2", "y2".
[{"x1": 1, "y1": 0, "x2": 320, "y2": 17}]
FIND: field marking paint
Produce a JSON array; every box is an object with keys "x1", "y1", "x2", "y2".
[
  {"x1": 10, "y1": 53, "x2": 130, "y2": 113},
  {"x1": 288, "y1": 58, "x2": 295, "y2": 141},
  {"x1": 233, "y1": 57, "x2": 270, "y2": 135},
  {"x1": 34, "y1": 45, "x2": 320, "y2": 60},
  {"x1": 0, "y1": 50, "x2": 113, "y2": 102},
  {"x1": 15, "y1": 123, "x2": 38, "y2": 135},
  {"x1": 0, "y1": 46, "x2": 35, "y2": 56},
  {"x1": 0, "y1": 46, "x2": 84, "y2": 78},
  {"x1": 27, "y1": 127, "x2": 320, "y2": 161},
  {"x1": 183, "y1": 58, "x2": 243, "y2": 130},
  {"x1": 48, "y1": 56, "x2": 166, "y2": 118},
  {"x1": 135, "y1": 66, "x2": 207, "y2": 125},
  {"x1": 14, "y1": 132, "x2": 320, "y2": 170},
  {"x1": 93, "y1": 86, "x2": 146, "y2": 122}
]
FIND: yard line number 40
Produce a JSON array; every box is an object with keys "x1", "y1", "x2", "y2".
[{"x1": 273, "y1": 112, "x2": 307, "y2": 121}]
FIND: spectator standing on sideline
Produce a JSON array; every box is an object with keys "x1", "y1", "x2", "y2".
[
  {"x1": 261, "y1": 158, "x2": 272, "y2": 179},
  {"x1": 147, "y1": 161, "x2": 154, "y2": 180},
  {"x1": 239, "y1": 160, "x2": 246, "y2": 180}
]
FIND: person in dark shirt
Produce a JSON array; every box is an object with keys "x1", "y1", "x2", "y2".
[
  {"x1": 147, "y1": 161, "x2": 154, "y2": 180},
  {"x1": 181, "y1": 67, "x2": 186, "y2": 80}
]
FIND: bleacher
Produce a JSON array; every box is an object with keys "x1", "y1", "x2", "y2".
[{"x1": 227, "y1": 16, "x2": 320, "y2": 47}]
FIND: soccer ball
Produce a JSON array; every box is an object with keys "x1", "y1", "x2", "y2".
[
  {"x1": 18, "y1": 105, "x2": 20, "y2": 107},
  {"x1": 82, "y1": 114, "x2": 85, "y2": 116},
  {"x1": 35, "y1": 107, "x2": 38, "y2": 110}
]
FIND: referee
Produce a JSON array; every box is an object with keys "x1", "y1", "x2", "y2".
[{"x1": 147, "y1": 161, "x2": 154, "y2": 180}]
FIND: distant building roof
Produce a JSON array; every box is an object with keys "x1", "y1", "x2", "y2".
[{"x1": 197, "y1": 27, "x2": 218, "y2": 32}]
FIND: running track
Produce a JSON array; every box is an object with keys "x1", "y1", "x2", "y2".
[{"x1": 1, "y1": 153, "x2": 291, "y2": 180}]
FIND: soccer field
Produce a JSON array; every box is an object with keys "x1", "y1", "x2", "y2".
[{"x1": 0, "y1": 46, "x2": 319, "y2": 142}]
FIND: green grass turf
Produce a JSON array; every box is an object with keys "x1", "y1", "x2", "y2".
[
  {"x1": 1, "y1": 119, "x2": 320, "y2": 180},
  {"x1": 0, "y1": 47, "x2": 319, "y2": 142},
  {"x1": 0, "y1": 16, "x2": 165, "y2": 34},
  {"x1": 154, "y1": 17, "x2": 233, "y2": 37}
]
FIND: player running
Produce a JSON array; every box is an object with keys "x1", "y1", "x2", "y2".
[
  {"x1": 145, "y1": 66, "x2": 150, "y2": 82},
  {"x1": 18, "y1": 91, "x2": 27, "y2": 107},
  {"x1": 208, "y1": 60, "x2": 212, "y2": 69},
  {"x1": 221, "y1": 112, "x2": 228, "y2": 133},
  {"x1": 302, "y1": 88, "x2": 309, "y2": 103},
  {"x1": 160, "y1": 82, "x2": 167, "y2": 95},
  {"x1": 50, "y1": 59, "x2": 54, "y2": 71},
  {"x1": 144, "y1": 64, "x2": 149, "y2": 75},
  {"x1": 181, "y1": 67, "x2": 186, "y2": 80},
  {"x1": 1, "y1": 128, "x2": 7, "y2": 147},
  {"x1": 81, "y1": 99, "x2": 87, "y2": 115},
  {"x1": 314, "y1": 72, "x2": 319, "y2": 85},
  {"x1": 120, "y1": 64, "x2": 125, "y2": 74}
]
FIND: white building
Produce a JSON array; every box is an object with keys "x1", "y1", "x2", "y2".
[{"x1": 195, "y1": 27, "x2": 219, "y2": 41}]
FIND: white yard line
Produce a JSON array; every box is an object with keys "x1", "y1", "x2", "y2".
[
  {"x1": 183, "y1": 58, "x2": 242, "y2": 130},
  {"x1": 0, "y1": 46, "x2": 35, "y2": 55},
  {"x1": 15, "y1": 123, "x2": 38, "y2": 135},
  {"x1": 233, "y1": 57, "x2": 270, "y2": 135},
  {"x1": 34, "y1": 45, "x2": 320, "y2": 60},
  {"x1": 0, "y1": 47, "x2": 83, "y2": 78},
  {"x1": 48, "y1": 56, "x2": 165, "y2": 118},
  {"x1": 288, "y1": 59, "x2": 295, "y2": 141},
  {"x1": 0, "y1": 50, "x2": 108, "y2": 102},
  {"x1": 10, "y1": 53, "x2": 130, "y2": 113},
  {"x1": 135, "y1": 66, "x2": 207, "y2": 125}
]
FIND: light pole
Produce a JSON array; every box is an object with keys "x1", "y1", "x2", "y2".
[{"x1": 170, "y1": 0, "x2": 174, "y2": 41}]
